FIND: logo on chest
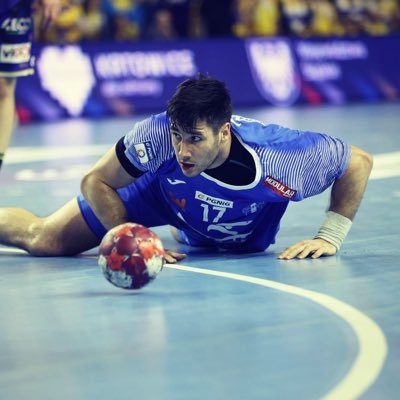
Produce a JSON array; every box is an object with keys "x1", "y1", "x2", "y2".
[
  {"x1": 262, "y1": 176, "x2": 296, "y2": 199},
  {"x1": 195, "y1": 191, "x2": 234, "y2": 208}
]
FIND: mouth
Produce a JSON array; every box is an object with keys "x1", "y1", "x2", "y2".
[{"x1": 180, "y1": 162, "x2": 195, "y2": 172}]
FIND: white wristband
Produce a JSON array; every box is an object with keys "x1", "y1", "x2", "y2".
[{"x1": 315, "y1": 211, "x2": 352, "y2": 251}]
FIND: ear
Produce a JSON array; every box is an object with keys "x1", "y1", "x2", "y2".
[{"x1": 220, "y1": 122, "x2": 231, "y2": 142}]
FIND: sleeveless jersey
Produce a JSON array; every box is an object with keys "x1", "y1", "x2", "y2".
[{"x1": 121, "y1": 112, "x2": 351, "y2": 248}]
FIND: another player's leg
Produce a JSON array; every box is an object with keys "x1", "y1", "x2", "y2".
[
  {"x1": 1, "y1": 0, "x2": 35, "y2": 172},
  {"x1": 0, "y1": 77, "x2": 17, "y2": 171},
  {"x1": 0, "y1": 198, "x2": 100, "y2": 256}
]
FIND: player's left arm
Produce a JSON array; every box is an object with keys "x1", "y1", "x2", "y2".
[{"x1": 278, "y1": 145, "x2": 373, "y2": 260}]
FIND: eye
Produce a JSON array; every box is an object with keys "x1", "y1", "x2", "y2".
[
  {"x1": 172, "y1": 131, "x2": 182, "y2": 141},
  {"x1": 190, "y1": 135, "x2": 202, "y2": 143}
]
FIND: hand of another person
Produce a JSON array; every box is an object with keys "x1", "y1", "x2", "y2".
[{"x1": 35, "y1": 0, "x2": 63, "y2": 29}]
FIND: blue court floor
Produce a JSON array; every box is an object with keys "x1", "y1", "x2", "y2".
[{"x1": 0, "y1": 103, "x2": 399, "y2": 400}]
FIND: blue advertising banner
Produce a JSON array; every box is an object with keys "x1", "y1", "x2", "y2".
[{"x1": 15, "y1": 36, "x2": 400, "y2": 123}]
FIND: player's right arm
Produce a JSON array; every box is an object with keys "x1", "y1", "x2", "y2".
[
  {"x1": 80, "y1": 145, "x2": 138, "y2": 231},
  {"x1": 80, "y1": 147, "x2": 186, "y2": 264}
]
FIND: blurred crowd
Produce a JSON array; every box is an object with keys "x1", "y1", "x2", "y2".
[{"x1": 35, "y1": 0, "x2": 400, "y2": 43}]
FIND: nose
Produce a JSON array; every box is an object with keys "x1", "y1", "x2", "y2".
[{"x1": 178, "y1": 141, "x2": 191, "y2": 160}]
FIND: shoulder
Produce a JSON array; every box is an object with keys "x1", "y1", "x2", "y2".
[
  {"x1": 231, "y1": 115, "x2": 351, "y2": 199},
  {"x1": 231, "y1": 115, "x2": 344, "y2": 152},
  {"x1": 123, "y1": 112, "x2": 175, "y2": 173},
  {"x1": 231, "y1": 115, "x2": 302, "y2": 147},
  {"x1": 128, "y1": 111, "x2": 169, "y2": 138},
  {"x1": 124, "y1": 112, "x2": 169, "y2": 147}
]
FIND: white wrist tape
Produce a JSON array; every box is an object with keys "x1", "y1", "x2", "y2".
[{"x1": 315, "y1": 211, "x2": 352, "y2": 251}]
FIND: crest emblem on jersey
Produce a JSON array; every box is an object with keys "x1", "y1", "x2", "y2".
[
  {"x1": 245, "y1": 38, "x2": 300, "y2": 106},
  {"x1": 263, "y1": 176, "x2": 296, "y2": 199},
  {"x1": 134, "y1": 141, "x2": 154, "y2": 164},
  {"x1": 242, "y1": 201, "x2": 265, "y2": 215}
]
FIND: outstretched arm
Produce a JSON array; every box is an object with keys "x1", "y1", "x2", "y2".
[{"x1": 278, "y1": 145, "x2": 373, "y2": 260}]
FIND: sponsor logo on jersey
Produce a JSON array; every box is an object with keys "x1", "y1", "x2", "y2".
[
  {"x1": 167, "y1": 178, "x2": 186, "y2": 185},
  {"x1": 262, "y1": 176, "x2": 296, "y2": 199},
  {"x1": 1, "y1": 18, "x2": 31, "y2": 34},
  {"x1": 0, "y1": 43, "x2": 31, "y2": 63},
  {"x1": 195, "y1": 191, "x2": 233, "y2": 208}
]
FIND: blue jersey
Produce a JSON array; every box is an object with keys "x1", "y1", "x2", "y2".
[
  {"x1": 115, "y1": 112, "x2": 351, "y2": 249},
  {"x1": 0, "y1": 0, "x2": 34, "y2": 77},
  {"x1": 0, "y1": 1, "x2": 24, "y2": 14}
]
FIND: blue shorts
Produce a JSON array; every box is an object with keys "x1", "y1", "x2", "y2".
[
  {"x1": 77, "y1": 172, "x2": 287, "y2": 252},
  {"x1": 0, "y1": 1, "x2": 34, "y2": 77}
]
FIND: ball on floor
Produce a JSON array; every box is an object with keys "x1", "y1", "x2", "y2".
[{"x1": 98, "y1": 223, "x2": 164, "y2": 289}]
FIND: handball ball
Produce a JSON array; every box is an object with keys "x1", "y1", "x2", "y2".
[{"x1": 98, "y1": 223, "x2": 165, "y2": 290}]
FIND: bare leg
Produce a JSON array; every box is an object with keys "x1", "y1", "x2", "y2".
[
  {"x1": 0, "y1": 198, "x2": 100, "y2": 256},
  {"x1": 0, "y1": 77, "x2": 17, "y2": 169}
]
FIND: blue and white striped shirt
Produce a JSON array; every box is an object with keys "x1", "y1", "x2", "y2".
[{"x1": 122, "y1": 112, "x2": 350, "y2": 248}]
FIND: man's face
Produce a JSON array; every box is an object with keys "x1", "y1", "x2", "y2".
[{"x1": 170, "y1": 120, "x2": 230, "y2": 177}]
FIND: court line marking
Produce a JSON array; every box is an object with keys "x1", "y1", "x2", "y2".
[
  {"x1": 165, "y1": 263, "x2": 388, "y2": 400},
  {"x1": 5, "y1": 145, "x2": 110, "y2": 164},
  {"x1": 0, "y1": 247, "x2": 389, "y2": 397}
]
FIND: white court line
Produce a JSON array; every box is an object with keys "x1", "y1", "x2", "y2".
[
  {"x1": 5, "y1": 145, "x2": 110, "y2": 164},
  {"x1": 165, "y1": 263, "x2": 388, "y2": 400},
  {"x1": 0, "y1": 247, "x2": 389, "y2": 397},
  {"x1": 370, "y1": 152, "x2": 400, "y2": 180}
]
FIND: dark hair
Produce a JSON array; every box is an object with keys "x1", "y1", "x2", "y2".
[{"x1": 166, "y1": 74, "x2": 232, "y2": 134}]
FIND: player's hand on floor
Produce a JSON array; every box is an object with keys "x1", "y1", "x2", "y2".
[
  {"x1": 278, "y1": 238, "x2": 337, "y2": 260},
  {"x1": 164, "y1": 250, "x2": 187, "y2": 264}
]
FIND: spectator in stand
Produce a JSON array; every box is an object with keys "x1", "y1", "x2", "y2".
[
  {"x1": 145, "y1": 7, "x2": 178, "y2": 40},
  {"x1": 363, "y1": 0, "x2": 400, "y2": 36},
  {"x1": 334, "y1": 0, "x2": 367, "y2": 36},
  {"x1": 234, "y1": 0, "x2": 280, "y2": 38},
  {"x1": 280, "y1": 0, "x2": 312, "y2": 37},
  {"x1": 78, "y1": 0, "x2": 107, "y2": 41},
  {"x1": 309, "y1": 0, "x2": 343, "y2": 37},
  {"x1": 143, "y1": 0, "x2": 191, "y2": 39},
  {"x1": 37, "y1": 0, "x2": 84, "y2": 43},
  {"x1": 102, "y1": 0, "x2": 144, "y2": 41},
  {"x1": 36, "y1": 0, "x2": 107, "y2": 43},
  {"x1": 379, "y1": 0, "x2": 400, "y2": 34}
]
